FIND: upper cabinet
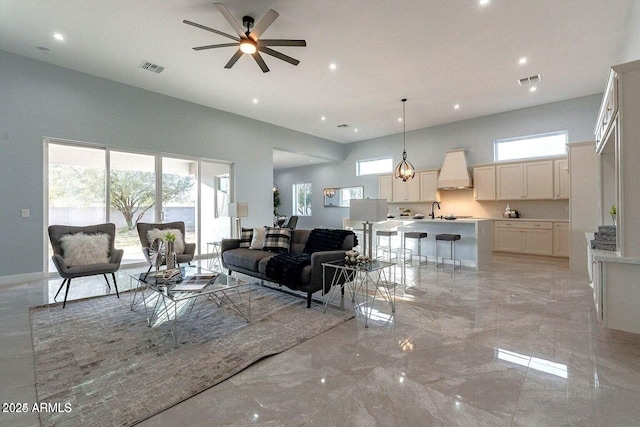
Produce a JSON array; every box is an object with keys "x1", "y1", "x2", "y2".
[
  {"x1": 496, "y1": 160, "x2": 554, "y2": 200},
  {"x1": 553, "y1": 158, "x2": 569, "y2": 199},
  {"x1": 419, "y1": 170, "x2": 439, "y2": 202},
  {"x1": 378, "y1": 175, "x2": 393, "y2": 202},
  {"x1": 378, "y1": 170, "x2": 439, "y2": 202},
  {"x1": 473, "y1": 165, "x2": 496, "y2": 201},
  {"x1": 392, "y1": 174, "x2": 420, "y2": 202}
]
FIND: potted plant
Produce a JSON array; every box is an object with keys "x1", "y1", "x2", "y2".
[
  {"x1": 164, "y1": 231, "x2": 177, "y2": 269},
  {"x1": 610, "y1": 204, "x2": 617, "y2": 226}
]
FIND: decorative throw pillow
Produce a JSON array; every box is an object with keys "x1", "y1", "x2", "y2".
[
  {"x1": 239, "y1": 227, "x2": 253, "y2": 248},
  {"x1": 60, "y1": 233, "x2": 110, "y2": 266},
  {"x1": 146, "y1": 228, "x2": 185, "y2": 254},
  {"x1": 263, "y1": 226, "x2": 292, "y2": 253},
  {"x1": 249, "y1": 227, "x2": 267, "y2": 250}
]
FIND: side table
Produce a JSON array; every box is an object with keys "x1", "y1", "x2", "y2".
[
  {"x1": 207, "y1": 241, "x2": 222, "y2": 271},
  {"x1": 322, "y1": 259, "x2": 397, "y2": 327}
]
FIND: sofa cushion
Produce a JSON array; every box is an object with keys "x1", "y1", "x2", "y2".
[
  {"x1": 290, "y1": 229, "x2": 310, "y2": 254},
  {"x1": 263, "y1": 227, "x2": 292, "y2": 253},
  {"x1": 239, "y1": 228, "x2": 253, "y2": 248},
  {"x1": 250, "y1": 227, "x2": 266, "y2": 249},
  {"x1": 223, "y1": 248, "x2": 272, "y2": 272}
]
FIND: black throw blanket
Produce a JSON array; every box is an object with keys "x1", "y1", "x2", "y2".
[
  {"x1": 265, "y1": 252, "x2": 311, "y2": 290},
  {"x1": 265, "y1": 229, "x2": 356, "y2": 289}
]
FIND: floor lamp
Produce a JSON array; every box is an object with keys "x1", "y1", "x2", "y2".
[
  {"x1": 228, "y1": 202, "x2": 249, "y2": 239},
  {"x1": 349, "y1": 199, "x2": 388, "y2": 259}
]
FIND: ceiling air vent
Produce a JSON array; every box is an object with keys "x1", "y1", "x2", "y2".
[
  {"x1": 518, "y1": 74, "x2": 541, "y2": 86},
  {"x1": 139, "y1": 61, "x2": 165, "y2": 74},
  {"x1": 337, "y1": 124, "x2": 349, "y2": 128}
]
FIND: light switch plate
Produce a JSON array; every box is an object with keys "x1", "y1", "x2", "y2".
[{"x1": 21, "y1": 209, "x2": 30, "y2": 218}]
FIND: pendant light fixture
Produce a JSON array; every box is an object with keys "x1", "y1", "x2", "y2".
[{"x1": 394, "y1": 98, "x2": 415, "y2": 181}]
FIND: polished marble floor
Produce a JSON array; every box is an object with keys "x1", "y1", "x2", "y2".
[{"x1": 3, "y1": 254, "x2": 640, "y2": 426}]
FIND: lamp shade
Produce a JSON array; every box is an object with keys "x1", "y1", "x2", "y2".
[
  {"x1": 228, "y1": 202, "x2": 249, "y2": 218},
  {"x1": 350, "y1": 199, "x2": 388, "y2": 222}
]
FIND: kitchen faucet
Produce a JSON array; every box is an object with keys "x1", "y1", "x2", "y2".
[{"x1": 430, "y1": 201, "x2": 441, "y2": 219}]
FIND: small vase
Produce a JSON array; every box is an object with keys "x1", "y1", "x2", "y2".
[
  {"x1": 611, "y1": 214, "x2": 617, "y2": 227},
  {"x1": 166, "y1": 241, "x2": 175, "y2": 269}
]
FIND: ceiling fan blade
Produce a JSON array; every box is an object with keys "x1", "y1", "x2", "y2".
[
  {"x1": 252, "y1": 52, "x2": 270, "y2": 73},
  {"x1": 183, "y1": 20, "x2": 239, "y2": 41},
  {"x1": 258, "y1": 46, "x2": 300, "y2": 66},
  {"x1": 214, "y1": 3, "x2": 246, "y2": 38},
  {"x1": 224, "y1": 49, "x2": 244, "y2": 69},
  {"x1": 258, "y1": 39, "x2": 306, "y2": 47},
  {"x1": 193, "y1": 43, "x2": 238, "y2": 51},
  {"x1": 249, "y1": 9, "x2": 279, "y2": 41}
]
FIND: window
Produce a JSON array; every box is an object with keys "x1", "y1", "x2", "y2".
[
  {"x1": 356, "y1": 157, "x2": 393, "y2": 176},
  {"x1": 293, "y1": 182, "x2": 312, "y2": 216},
  {"x1": 494, "y1": 131, "x2": 568, "y2": 162},
  {"x1": 46, "y1": 139, "x2": 231, "y2": 271}
]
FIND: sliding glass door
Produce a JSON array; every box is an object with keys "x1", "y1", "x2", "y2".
[
  {"x1": 110, "y1": 151, "x2": 157, "y2": 262},
  {"x1": 161, "y1": 157, "x2": 197, "y2": 247},
  {"x1": 46, "y1": 140, "x2": 232, "y2": 272}
]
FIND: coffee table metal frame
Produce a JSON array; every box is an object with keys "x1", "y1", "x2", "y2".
[
  {"x1": 321, "y1": 259, "x2": 397, "y2": 327},
  {"x1": 129, "y1": 266, "x2": 251, "y2": 347}
]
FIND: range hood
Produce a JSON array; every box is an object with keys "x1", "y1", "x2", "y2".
[{"x1": 437, "y1": 149, "x2": 473, "y2": 189}]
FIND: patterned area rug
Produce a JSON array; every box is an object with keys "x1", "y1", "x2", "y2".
[{"x1": 30, "y1": 285, "x2": 353, "y2": 426}]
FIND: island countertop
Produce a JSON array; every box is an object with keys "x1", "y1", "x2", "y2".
[{"x1": 372, "y1": 218, "x2": 493, "y2": 270}]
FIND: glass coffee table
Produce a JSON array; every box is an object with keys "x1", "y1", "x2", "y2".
[{"x1": 129, "y1": 265, "x2": 251, "y2": 347}]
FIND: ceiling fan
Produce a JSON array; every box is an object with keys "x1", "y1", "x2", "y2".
[{"x1": 183, "y1": 3, "x2": 306, "y2": 73}]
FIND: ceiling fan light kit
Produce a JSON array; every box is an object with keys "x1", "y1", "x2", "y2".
[
  {"x1": 395, "y1": 98, "x2": 416, "y2": 181},
  {"x1": 184, "y1": 3, "x2": 306, "y2": 73}
]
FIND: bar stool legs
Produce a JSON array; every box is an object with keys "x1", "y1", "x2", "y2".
[
  {"x1": 403, "y1": 232, "x2": 428, "y2": 266},
  {"x1": 376, "y1": 230, "x2": 398, "y2": 261},
  {"x1": 435, "y1": 234, "x2": 461, "y2": 272}
]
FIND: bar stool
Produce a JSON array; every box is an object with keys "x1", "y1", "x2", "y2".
[
  {"x1": 376, "y1": 230, "x2": 398, "y2": 260},
  {"x1": 435, "y1": 234, "x2": 461, "y2": 271},
  {"x1": 403, "y1": 232, "x2": 428, "y2": 266}
]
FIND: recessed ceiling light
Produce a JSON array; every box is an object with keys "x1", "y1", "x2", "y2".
[
  {"x1": 529, "y1": 86, "x2": 537, "y2": 92},
  {"x1": 252, "y1": 98, "x2": 258, "y2": 104},
  {"x1": 321, "y1": 116, "x2": 326, "y2": 121},
  {"x1": 329, "y1": 63, "x2": 337, "y2": 70},
  {"x1": 454, "y1": 104, "x2": 460, "y2": 109},
  {"x1": 53, "y1": 33, "x2": 64, "y2": 41},
  {"x1": 398, "y1": 118, "x2": 402, "y2": 122},
  {"x1": 479, "y1": 0, "x2": 490, "y2": 5},
  {"x1": 354, "y1": 128, "x2": 358, "y2": 132},
  {"x1": 519, "y1": 57, "x2": 527, "y2": 65}
]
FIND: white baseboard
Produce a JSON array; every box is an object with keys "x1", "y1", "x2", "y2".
[{"x1": 0, "y1": 271, "x2": 45, "y2": 286}]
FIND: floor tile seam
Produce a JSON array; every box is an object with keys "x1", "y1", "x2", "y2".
[{"x1": 509, "y1": 288, "x2": 547, "y2": 427}]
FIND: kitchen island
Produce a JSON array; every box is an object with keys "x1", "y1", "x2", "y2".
[{"x1": 374, "y1": 218, "x2": 493, "y2": 270}]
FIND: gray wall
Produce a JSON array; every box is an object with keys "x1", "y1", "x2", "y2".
[
  {"x1": 275, "y1": 94, "x2": 601, "y2": 229},
  {"x1": 0, "y1": 50, "x2": 344, "y2": 279}
]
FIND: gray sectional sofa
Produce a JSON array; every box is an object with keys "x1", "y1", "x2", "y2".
[{"x1": 221, "y1": 228, "x2": 355, "y2": 307}]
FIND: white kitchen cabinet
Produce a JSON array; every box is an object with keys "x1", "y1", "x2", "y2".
[
  {"x1": 392, "y1": 174, "x2": 420, "y2": 202},
  {"x1": 552, "y1": 222, "x2": 570, "y2": 257},
  {"x1": 419, "y1": 170, "x2": 439, "y2": 201},
  {"x1": 496, "y1": 160, "x2": 554, "y2": 200},
  {"x1": 554, "y1": 158, "x2": 569, "y2": 199},
  {"x1": 496, "y1": 163, "x2": 523, "y2": 200},
  {"x1": 473, "y1": 165, "x2": 496, "y2": 201},
  {"x1": 378, "y1": 175, "x2": 393, "y2": 202},
  {"x1": 493, "y1": 220, "x2": 553, "y2": 256}
]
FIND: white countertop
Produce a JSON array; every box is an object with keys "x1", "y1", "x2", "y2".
[
  {"x1": 383, "y1": 217, "x2": 566, "y2": 223},
  {"x1": 492, "y1": 218, "x2": 568, "y2": 222},
  {"x1": 383, "y1": 218, "x2": 491, "y2": 224}
]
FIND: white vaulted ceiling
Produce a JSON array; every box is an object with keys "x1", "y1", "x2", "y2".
[{"x1": 0, "y1": 0, "x2": 634, "y2": 149}]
